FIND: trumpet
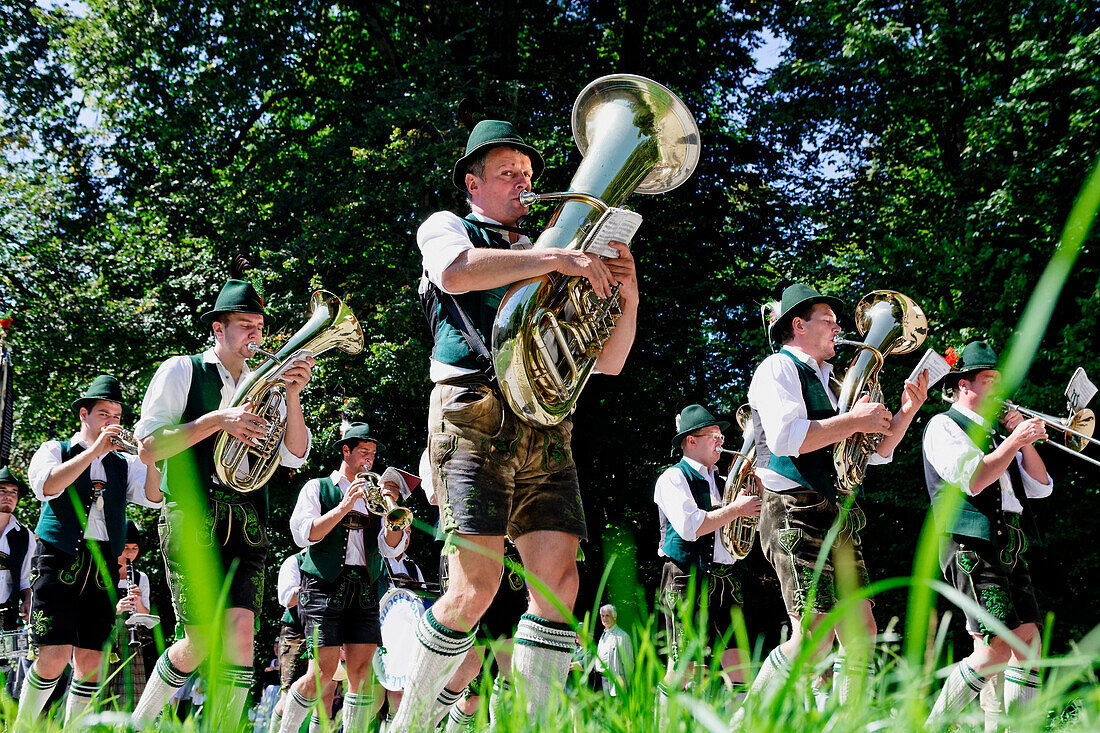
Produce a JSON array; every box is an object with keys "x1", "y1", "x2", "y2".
[
  {"x1": 1001, "y1": 400, "x2": 1100, "y2": 468},
  {"x1": 718, "y1": 404, "x2": 759, "y2": 561},
  {"x1": 110, "y1": 427, "x2": 139, "y2": 455},
  {"x1": 355, "y1": 472, "x2": 413, "y2": 532}
]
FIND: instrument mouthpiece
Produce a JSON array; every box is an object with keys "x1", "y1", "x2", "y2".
[{"x1": 518, "y1": 191, "x2": 539, "y2": 207}]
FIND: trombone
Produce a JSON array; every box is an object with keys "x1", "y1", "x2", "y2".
[{"x1": 1002, "y1": 400, "x2": 1100, "y2": 468}]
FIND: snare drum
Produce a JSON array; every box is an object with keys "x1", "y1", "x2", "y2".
[
  {"x1": 372, "y1": 587, "x2": 425, "y2": 691},
  {"x1": 0, "y1": 628, "x2": 29, "y2": 661}
]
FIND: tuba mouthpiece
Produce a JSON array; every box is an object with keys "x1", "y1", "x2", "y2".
[{"x1": 519, "y1": 191, "x2": 539, "y2": 207}]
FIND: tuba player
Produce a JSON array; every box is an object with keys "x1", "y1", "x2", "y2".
[
  {"x1": 393, "y1": 119, "x2": 639, "y2": 726},
  {"x1": 130, "y1": 278, "x2": 315, "y2": 727}
]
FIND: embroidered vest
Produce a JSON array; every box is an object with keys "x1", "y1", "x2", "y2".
[
  {"x1": 754, "y1": 349, "x2": 842, "y2": 502},
  {"x1": 661, "y1": 460, "x2": 716, "y2": 572},
  {"x1": 299, "y1": 477, "x2": 384, "y2": 583},
  {"x1": 161, "y1": 355, "x2": 270, "y2": 520},
  {"x1": 419, "y1": 216, "x2": 512, "y2": 371},
  {"x1": 923, "y1": 409, "x2": 1040, "y2": 546},
  {"x1": 34, "y1": 441, "x2": 129, "y2": 557},
  {"x1": 0, "y1": 522, "x2": 30, "y2": 609}
]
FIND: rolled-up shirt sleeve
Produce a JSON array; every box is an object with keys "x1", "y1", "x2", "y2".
[
  {"x1": 124, "y1": 453, "x2": 163, "y2": 509},
  {"x1": 28, "y1": 441, "x2": 63, "y2": 502},
  {"x1": 924, "y1": 413, "x2": 986, "y2": 496},
  {"x1": 653, "y1": 467, "x2": 707, "y2": 542},
  {"x1": 135, "y1": 356, "x2": 191, "y2": 441},
  {"x1": 748, "y1": 356, "x2": 812, "y2": 457},
  {"x1": 277, "y1": 555, "x2": 301, "y2": 607},
  {"x1": 418, "y1": 211, "x2": 475, "y2": 294},
  {"x1": 290, "y1": 479, "x2": 323, "y2": 547},
  {"x1": 278, "y1": 426, "x2": 312, "y2": 469},
  {"x1": 377, "y1": 528, "x2": 410, "y2": 560},
  {"x1": 1018, "y1": 454, "x2": 1053, "y2": 499}
]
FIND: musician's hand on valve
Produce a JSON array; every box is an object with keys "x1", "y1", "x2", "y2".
[
  {"x1": 603, "y1": 242, "x2": 638, "y2": 306},
  {"x1": 1009, "y1": 416, "x2": 1047, "y2": 448},
  {"x1": 92, "y1": 424, "x2": 126, "y2": 458},
  {"x1": 219, "y1": 402, "x2": 268, "y2": 446},
  {"x1": 550, "y1": 250, "x2": 617, "y2": 299},
  {"x1": 849, "y1": 394, "x2": 894, "y2": 436},
  {"x1": 730, "y1": 490, "x2": 762, "y2": 518},
  {"x1": 340, "y1": 476, "x2": 368, "y2": 514},
  {"x1": 282, "y1": 356, "x2": 316, "y2": 398}
]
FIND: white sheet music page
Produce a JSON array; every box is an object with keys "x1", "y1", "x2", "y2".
[
  {"x1": 584, "y1": 207, "x2": 643, "y2": 259},
  {"x1": 908, "y1": 349, "x2": 952, "y2": 386},
  {"x1": 1066, "y1": 367, "x2": 1097, "y2": 412}
]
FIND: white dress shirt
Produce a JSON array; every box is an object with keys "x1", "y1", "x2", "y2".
[
  {"x1": 386, "y1": 554, "x2": 425, "y2": 585},
  {"x1": 653, "y1": 457, "x2": 735, "y2": 565},
  {"x1": 596, "y1": 624, "x2": 634, "y2": 697},
  {"x1": 0, "y1": 518, "x2": 33, "y2": 604},
  {"x1": 134, "y1": 348, "x2": 311, "y2": 472},
  {"x1": 290, "y1": 470, "x2": 408, "y2": 566},
  {"x1": 923, "y1": 404, "x2": 1053, "y2": 512},
  {"x1": 417, "y1": 210, "x2": 532, "y2": 383},
  {"x1": 28, "y1": 434, "x2": 161, "y2": 541},
  {"x1": 748, "y1": 345, "x2": 889, "y2": 492},
  {"x1": 277, "y1": 553, "x2": 302, "y2": 608}
]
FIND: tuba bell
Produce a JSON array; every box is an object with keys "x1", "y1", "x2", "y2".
[
  {"x1": 492, "y1": 74, "x2": 701, "y2": 427},
  {"x1": 719, "y1": 404, "x2": 760, "y2": 561},
  {"x1": 833, "y1": 290, "x2": 928, "y2": 492},
  {"x1": 213, "y1": 290, "x2": 364, "y2": 493}
]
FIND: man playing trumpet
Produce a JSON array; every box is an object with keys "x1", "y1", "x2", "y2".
[
  {"x1": 18, "y1": 375, "x2": 163, "y2": 725},
  {"x1": 923, "y1": 341, "x2": 1050, "y2": 723},
  {"x1": 132, "y1": 278, "x2": 315, "y2": 726},
  {"x1": 278, "y1": 422, "x2": 407, "y2": 732},
  {"x1": 739, "y1": 284, "x2": 928, "y2": 716}
]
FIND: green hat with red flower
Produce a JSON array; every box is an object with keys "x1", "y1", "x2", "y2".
[{"x1": 940, "y1": 341, "x2": 999, "y2": 388}]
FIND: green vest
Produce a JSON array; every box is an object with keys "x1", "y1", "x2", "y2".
[
  {"x1": 299, "y1": 477, "x2": 384, "y2": 583},
  {"x1": 754, "y1": 349, "x2": 842, "y2": 502},
  {"x1": 34, "y1": 441, "x2": 129, "y2": 557},
  {"x1": 420, "y1": 216, "x2": 512, "y2": 371},
  {"x1": 923, "y1": 408, "x2": 1039, "y2": 545},
  {"x1": 661, "y1": 460, "x2": 716, "y2": 572},
  {"x1": 1, "y1": 521, "x2": 31, "y2": 625},
  {"x1": 161, "y1": 354, "x2": 269, "y2": 520}
]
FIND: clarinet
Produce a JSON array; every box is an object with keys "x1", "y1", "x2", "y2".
[{"x1": 126, "y1": 559, "x2": 141, "y2": 649}]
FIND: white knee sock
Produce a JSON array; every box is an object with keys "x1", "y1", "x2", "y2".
[
  {"x1": 731, "y1": 646, "x2": 790, "y2": 729},
  {"x1": 64, "y1": 677, "x2": 99, "y2": 725},
  {"x1": 446, "y1": 704, "x2": 475, "y2": 732},
  {"x1": 928, "y1": 661, "x2": 985, "y2": 723},
  {"x1": 432, "y1": 686, "x2": 464, "y2": 728},
  {"x1": 279, "y1": 688, "x2": 316, "y2": 733},
  {"x1": 489, "y1": 676, "x2": 510, "y2": 729},
  {"x1": 132, "y1": 651, "x2": 191, "y2": 728},
  {"x1": 342, "y1": 690, "x2": 373, "y2": 731},
  {"x1": 219, "y1": 663, "x2": 254, "y2": 727},
  {"x1": 511, "y1": 614, "x2": 576, "y2": 719},
  {"x1": 1003, "y1": 665, "x2": 1041, "y2": 713},
  {"x1": 832, "y1": 655, "x2": 875, "y2": 704},
  {"x1": 15, "y1": 666, "x2": 62, "y2": 724},
  {"x1": 390, "y1": 608, "x2": 476, "y2": 729}
]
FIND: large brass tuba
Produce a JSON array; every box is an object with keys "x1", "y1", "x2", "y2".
[
  {"x1": 719, "y1": 405, "x2": 760, "y2": 561},
  {"x1": 833, "y1": 290, "x2": 928, "y2": 492},
  {"x1": 492, "y1": 74, "x2": 701, "y2": 427},
  {"x1": 214, "y1": 291, "x2": 364, "y2": 493}
]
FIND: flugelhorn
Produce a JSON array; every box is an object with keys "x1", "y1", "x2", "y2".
[
  {"x1": 718, "y1": 404, "x2": 759, "y2": 561},
  {"x1": 355, "y1": 472, "x2": 413, "y2": 532},
  {"x1": 110, "y1": 427, "x2": 139, "y2": 455},
  {"x1": 214, "y1": 291, "x2": 364, "y2": 493},
  {"x1": 492, "y1": 74, "x2": 701, "y2": 427},
  {"x1": 833, "y1": 290, "x2": 928, "y2": 492}
]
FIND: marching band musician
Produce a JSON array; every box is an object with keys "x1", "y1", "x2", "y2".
[
  {"x1": 110, "y1": 520, "x2": 152, "y2": 709},
  {"x1": 654, "y1": 404, "x2": 761, "y2": 699},
  {"x1": 738, "y1": 284, "x2": 928, "y2": 716},
  {"x1": 17, "y1": 375, "x2": 163, "y2": 725},
  {"x1": 131, "y1": 278, "x2": 315, "y2": 727},
  {"x1": 923, "y1": 341, "x2": 1050, "y2": 723},
  {"x1": 0, "y1": 465, "x2": 33, "y2": 697},
  {"x1": 395, "y1": 119, "x2": 639, "y2": 726},
  {"x1": 277, "y1": 422, "x2": 407, "y2": 733}
]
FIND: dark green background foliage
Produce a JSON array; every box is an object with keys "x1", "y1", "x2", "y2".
[{"x1": 2, "y1": 0, "x2": 1098, "y2": 665}]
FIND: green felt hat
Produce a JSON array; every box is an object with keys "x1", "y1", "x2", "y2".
[
  {"x1": 941, "y1": 341, "x2": 999, "y2": 388},
  {"x1": 0, "y1": 466, "x2": 28, "y2": 498},
  {"x1": 768, "y1": 283, "x2": 846, "y2": 342},
  {"x1": 332, "y1": 422, "x2": 387, "y2": 453},
  {"x1": 452, "y1": 120, "x2": 545, "y2": 191},
  {"x1": 71, "y1": 375, "x2": 124, "y2": 416},
  {"x1": 672, "y1": 404, "x2": 730, "y2": 450},
  {"x1": 200, "y1": 279, "x2": 267, "y2": 325}
]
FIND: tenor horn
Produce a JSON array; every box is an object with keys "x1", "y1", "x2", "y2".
[
  {"x1": 718, "y1": 405, "x2": 760, "y2": 561},
  {"x1": 213, "y1": 291, "x2": 364, "y2": 493},
  {"x1": 493, "y1": 74, "x2": 701, "y2": 427}
]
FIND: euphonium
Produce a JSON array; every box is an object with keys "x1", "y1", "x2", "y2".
[
  {"x1": 214, "y1": 291, "x2": 364, "y2": 493},
  {"x1": 355, "y1": 472, "x2": 413, "y2": 533},
  {"x1": 719, "y1": 405, "x2": 759, "y2": 561},
  {"x1": 492, "y1": 74, "x2": 701, "y2": 427},
  {"x1": 833, "y1": 290, "x2": 928, "y2": 492}
]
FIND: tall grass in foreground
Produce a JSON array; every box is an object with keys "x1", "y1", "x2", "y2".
[{"x1": 1, "y1": 159, "x2": 1098, "y2": 731}]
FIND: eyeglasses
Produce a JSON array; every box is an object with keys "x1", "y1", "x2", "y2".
[
  {"x1": 0, "y1": 487, "x2": 19, "y2": 497},
  {"x1": 690, "y1": 432, "x2": 724, "y2": 442}
]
